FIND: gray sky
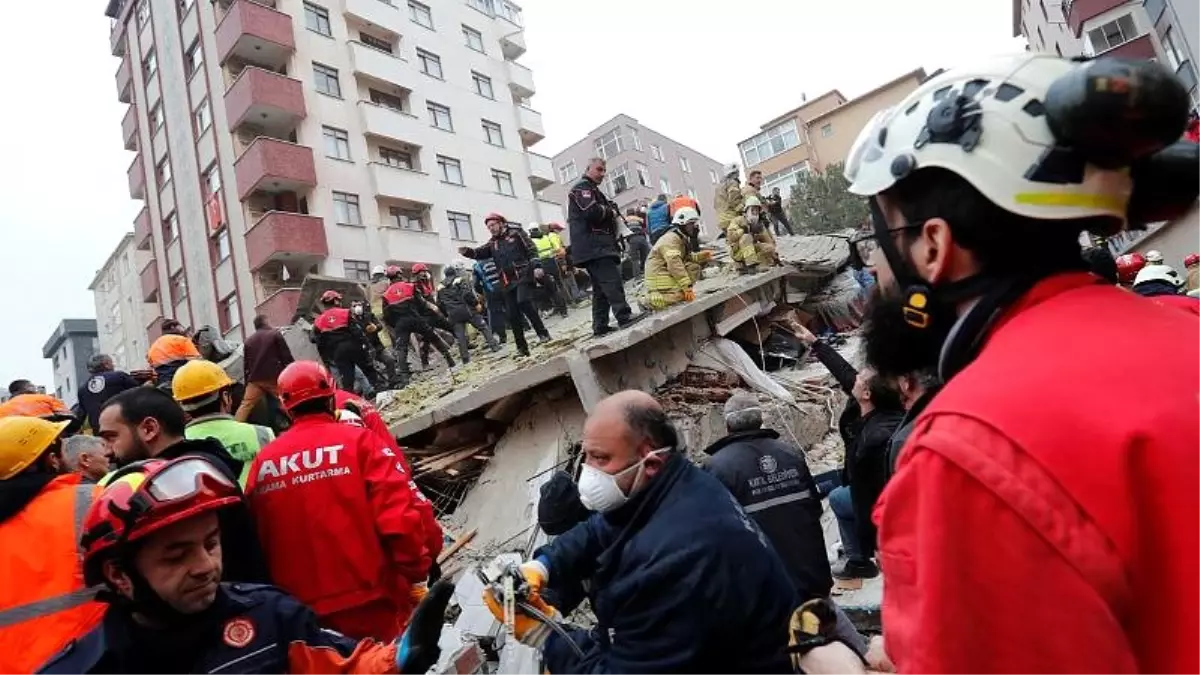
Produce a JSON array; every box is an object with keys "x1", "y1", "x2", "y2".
[{"x1": 0, "y1": 0, "x2": 1021, "y2": 391}]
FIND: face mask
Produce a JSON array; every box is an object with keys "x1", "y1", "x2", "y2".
[{"x1": 577, "y1": 448, "x2": 668, "y2": 513}]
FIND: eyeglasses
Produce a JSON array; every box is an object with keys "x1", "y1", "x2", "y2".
[{"x1": 848, "y1": 224, "x2": 920, "y2": 264}]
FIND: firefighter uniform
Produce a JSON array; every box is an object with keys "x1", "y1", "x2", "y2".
[
  {"x1": 312, "y1": 308, "x2": 380, "y2": 392},
  {"x1": 714, "y1": 177, "x2": 744, "y2": 233},
  {"x1": 380, "y1": 281, "x2": 455, "y2": 379},
  {"x1": 644, "y1": 228, "x2": 703, "y2": 310}
]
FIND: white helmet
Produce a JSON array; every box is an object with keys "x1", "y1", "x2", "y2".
[
  {"x1": 843, "y1": 54, "x2": 1132, "y2": 224},
  {"x1": 672, "y1": 207, "x2": 700, "y2": 225},
  {"x1": 1145, "y1": 249, "x2": 1165, "y2": 264},
  {"x1": 743, "y1": 196, "x2": 762, "y2": 211},
  {"x1": 723, "y1": 163, "x2": 739, "y2": 178},
  {"x1": 371, "y1": 265, "x2": 386, "y2": 277},
  {"x1": 1133, "y1": 264, "x2": 1184, "y2": 287}
]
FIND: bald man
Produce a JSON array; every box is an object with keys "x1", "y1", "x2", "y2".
[{"x1": 485, "y1": 390, "x2": 797, "y2": 673}]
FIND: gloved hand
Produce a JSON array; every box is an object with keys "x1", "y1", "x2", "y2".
[
  {"x1": 682, "y1": 288, "x2": 696, "y2": 302},
  {"x1": 787, "y1": 598, "x2": 865, "y2": 672},
  {"x1": 395, "y1": 579, "x2": 454, "y2": 673},
  {"x1": 409, "y1": 581, "x2": 428, "y2": 605},
  {"x1": 482, "y1": 584, "x2": 561, "y2": 649},
  {"x1": 518, "y1": 560, "x2": 549, "y2": 594},
  {"x1": 695, "y1": 250, "x2": 714, "y2": 263}
]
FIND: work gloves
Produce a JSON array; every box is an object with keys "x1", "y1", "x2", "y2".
[
  {"x1": 481, "y1": 560, "x2": 558, "y2": 649},
  {"x1": 682, "y1": 288, "x2": 696, "y2": 303},
  {"x1": 395, "y1": 579, "x2": 454, "y2": 673}
]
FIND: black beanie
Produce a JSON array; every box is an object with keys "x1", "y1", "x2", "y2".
[{"x1": 538, "y1": 470, "x2": 590, "y2": 536}]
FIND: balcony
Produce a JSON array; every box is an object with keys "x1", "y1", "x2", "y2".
[
  {"x1": 110, "y1": 18, "x2": 126, "y2": 56},
  {"x1": 349, "y1": 41, "x2": 412, "y2": 90},
  {"x1": 215, "y1": 0, "x2": 295, "y2": 68},
  {"x1": 140, "y1": 260, "x2": 159, "y2": 303},
  {"x1": 256, "y1": 288, "x2": 302, "y2": 327},
  {"x1": 245, "y1": 211, "x2": 328, "y2": 271},
  {"x1": 506, "y1": 60, "x2": 535, "y2": 97},
  {"x1": 133, "y1": 207, "x2": 152, "y2": 251},
  {"x1": 116, "y1": 57, "x2": 132, "y2": 104},
  {"x1": 369, "y1": 162, "x2": 438, "y2": 205},
  {"x1": 516, "y1": 105, "x2": 545, "y2": 146},
  {"x1": 345, "y1": 0, "x2": 402, "y2": 34},
  {"x1": 234, "y1": 137, "x2": 317, "y2": 200},
  {"x1": 499, "y1": 28, "x2": 526, "y2": 60},
  {"x1": 128, "y1": 155, "x2": 146, "y2": 200},
  {"x1": 121, "y1": 105, "x2": 138, "y2": 151},
  {"x1": 1065, "y1": 0, "x2": 1124, "y2": 35},
  {"x1": 1098, "y1": 34, "x2": 1156, "y2": 60},
  {"x1": 225, "y1": 67, "x2": 306, "y2": 135},
  {"x1": 526, "y1": 152, "x2": 554, "y2": 192},
  {"x1": 358, "y1": 100, "x2": 423, "y2": 144}
]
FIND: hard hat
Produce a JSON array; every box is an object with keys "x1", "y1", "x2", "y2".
[
  {"x1": 843, "y1": 54, "x2": 1132, "y2": 224},
  {"x1": 1145, "y1": 250, "x2": 1165, "y2": 264},
  {"x1": 80, "y1": 456, "x2": 241, "y2": 585},
  {"x1": 371, "y1": 265, "x2": 386, "y2": 277},
  {"x1": 485, "y1": 212, "x2": 506, "y2": 225},
  {"x1": 0, "y1": 416, "x2": 70, "y2": 480},
  {"x1": 1134, "y1": 264, "x2": 1184, "y2": 287},
  {"x1": 335, "y1": 408, "x2": 366, "y2": 428},
  {"x1": 1115, "y1": 252, "x2": 1147, "y2": 285},
  {"x1": 320, "y1": 290, "x2": 343, "y2": 305},
  {"x1": 672, "y1": 207, "x2": 700, "y2": 225},
  {"x1": 1185, "y1": 253, "x2": 1200, "y2": 269},
  {"x1": 171, "y1": 359, "x2": 234, "y2": 410},
  {"x1": 723, "y1": 163, "x2": 739, "y2": 177},
  {"x1": 411, "y1": 263, "x2": 429, "y2": 274},
  {"x1": 277, "y1": 361, "x2": 335, "y2": 412},
  {"x1": 547, "y1": 222, "x2": 564, "y2": 232},
  {"x1": 743, "y1": 196, "x2": 762, "y2": 211},
  {"x1": 385, "y1": 265, "x2": 403, "y2": 279}
]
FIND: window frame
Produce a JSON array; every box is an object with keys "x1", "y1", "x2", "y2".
[
  {"x1": 416, "y1": 49, "x2": 443, "y2": 79},
  {"x1": 169, "y1": 269, "x2": 187, "y2": 305},
  {"x1": 163, "y1": 211, "x2": 179, "y2": 243},
  {"x1": 437, "y1": 155, "x2": 464, "y2": 185},
  {"x1": 389, "y1": 205, "x2": 427, "y2": 231},
  {"x1": 369, "y1": 88, "x2": 408, "y2": 113},
  {"x1": 408, "y1": 0, "x2": 434, "y2": 29},
  {"x1": 322, "y1": 125, "x2": 352, "y2": 161},
  {"x1": 194, "y1": 98, "x2": 212, "y2": 135},
  {"x1": 472, "y1": 71, "x2": 495, "y2": 99},
  {"x1": 313, "y1": 62, "x2": 342, "y2": 98},
  {"x1": 1087, "y1": 13, "x2": 1139, "y2": 54},
  {"x1": 650, "y1": 144, "x2": 664, "y2": 162},
  {"x1": 635, "y1": 162, "x2": 650, "y2": 187},
  {"x1": 304, "y1": 2, "x2": 332, "y2": 37},
  {"x1": 428, "y1": 102, "x2": 454, "y2": 131},
  {"x1": 659, "y1": 176, "x2": 671, "y2": 194},
  {"x1": 150, "y1": 101, "x2": 165, "y2": 132},
  {"x1": 184, "y1": 39, "x2": 203, "y2": 78},
  {"x1": 463, "y1": 25, "x2": 485, "y2": 53},
  {"x1": 213, "y1": 227, "x2": 231, "y2": 263},
  {"x1": 143, "y1": 50, "x2": 158, "y2": 79},
  {"x1": 156, "y1": 156, "x2": 172, "y2": 189},
  {"x1": 343, "y1": 259, "x2": 371, "y2": 282},
  {"x1": 482, "y1": 119, "x2": 504, "y2": 147},
  {"x1": 447, "y1": 211, "x2": 474, "y2": 241},
  {"x1": 820, "y1": 123, "x2": 833, "y2": 138},
  {"x1": 593, "y1": 127, "x2": 626, "y2": 160},
  {"x1": 379, "y1": 146, "x2": 414, "y2": 170},
  {"x1": 679, "y1": 156, "x2": 691, "y2": 173},
  {"x1": 359, "y1": 32, "x2": 393, "y2": 54},
  {"x1": 219, "y1": 292, "x2": 240, "y2": 333},
  {"x1": 332, "y1": 191, "x2": 362, "y2": 225},
  {"x1": 739, "y1": 119, "x2": 801, "y2": 167},
  {"x1": 558, "y1": 160, "x2": 577, "y2": 184},
  {"x1": 491, "y1": 168, "x2": 515, "y2": 196},
  {"x1": 136, "y1": 0, "x2": 151, "y2": 27}
]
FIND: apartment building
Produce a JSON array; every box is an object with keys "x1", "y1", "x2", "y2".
[
  {"x1": 737, "y1": 69, "x2": 927, "y2": 197},
  {"x1": 104, "y1": 0, "x2": 553, "y2": 340},
  {"x1": 540, "y1": 115, "x2": 726, "y2": 237},
  {"x1": 90, "y1": 233, "x2": 156, "y2": 369},
  {"x1": 42, "y1": 320, "x2": 100, "y2": 408}
]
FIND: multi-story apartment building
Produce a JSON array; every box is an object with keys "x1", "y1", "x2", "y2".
[
  {"x1": 540, "y1": 114, "x2": 726, "y2": 237},
  {"x1": 42, "y1": 320, "x2": 100, "y2": 408},
  {"x1": 1012, "y1": 0, "x2": 1087, "y2": 56},
  {"x1": 737, "y1": 69, "x2": 927, "y2": 198},
  {"x1": 90, "y1": 233, "x2": 156, "y2": 369},
  {"x1": 103, "y1": 0, "x2": 553, "y2": 341}
]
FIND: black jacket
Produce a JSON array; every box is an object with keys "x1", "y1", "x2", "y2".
[
  {"x1": 78, "y1": 372, "x2": 141, "y2": 432},
  {"x1": 462, "y1": 225, "x2": 542, "y2": 288},
  {"x1": 437, "y1": 276, "x2": 479, "y2": 322},
  {"x1": 704, "y1": 428, "x2": 833, "y2": 601},
  {"x1": 567, "y1": 176, "x2": 621, "y2": 265},
  {"x1": 885, "y1": 387, "x2": 940, "y2": 480}
]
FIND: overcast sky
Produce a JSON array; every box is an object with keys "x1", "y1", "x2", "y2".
[{"x1": 0, "y1": 0, "x2": 1021, "y2": 391}]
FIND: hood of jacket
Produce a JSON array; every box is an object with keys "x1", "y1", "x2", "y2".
[{"x1": 702, "y1": 428, "x2": 779, "y2": 456}]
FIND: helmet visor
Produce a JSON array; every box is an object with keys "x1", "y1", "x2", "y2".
[
  {"x1": 843, "y1": 107, "x2": 895, "y2": 187},
  {"x1": 146, "y1": 457, "x2": 236, "y2": 503}
]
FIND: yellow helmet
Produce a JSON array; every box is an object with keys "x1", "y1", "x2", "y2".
[
  {"x1": 171, "y1": 360, "x2": 234, "y2": 411},
  {"x1": 0, "y1": 416, "x2": 69, "y2": 480}
]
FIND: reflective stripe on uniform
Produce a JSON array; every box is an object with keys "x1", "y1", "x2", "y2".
[{"x1": 742, "y1": 489, "x2": 813, "y2": 514}]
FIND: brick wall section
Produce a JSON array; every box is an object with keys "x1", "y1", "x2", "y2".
[
  {"x1": 115, "y1": 56, "x2": 131, "y2": 100},
  {"x1": 1067, "y1": 0, "x2": 1127, "y2": 35},
  {"x1": 256, "y1": 288, "x2": 302, "y2": 327},
  {"x1": 245, "y1": 212, "x2": 328, "y2": 271},
  {"x1": 121, "y1": 105, "x2": 137, "y2": 149},
  {"x1": 215, "y1": 0, "x2": 296, "y2": 63},
  {"x1": 224, "y1": 67, "x2": 306, "y2": 130},
  {"x1": 140, "y1": 259, "x2": 159, "y2": 302},
  {"x1": 1106, "y1": 33, "x2": 1157, "y2": 58},
  {"x1": 134, "y1": 207, "x2": 152, "y2": 249},
  {"x1": 128, "y1": 154, "x2": 145, "y2": 199},
  {"x1": 234, "y1": 137, "x2": 317, "y2": 200}
]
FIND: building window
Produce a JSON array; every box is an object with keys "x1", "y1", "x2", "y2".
[
  {"x1": 213, "y1": 227, "x2": 231, "y2": 262},
  {"x1": 1087, "y1": 14, "x2": 1138, "y2": 54},
  {"x1": 679, "y1": 156, "x2": 691, "y2": 173},
  {"x1": 558, "y1": 160, "x2": 577, "y2": 184},
  {"x1": 709, "y1": 168, "x2": 719, "y2": 184},
  {"x1": 194, "y1": 98, "x2": 212, "y2": 134},
  {"x1": 150, "y1": 102, "x2": 165, "y2": 132},
  {"x1": 323, "y1": 126, "x2": 352, "y2": 160},
  {"x1": 498, "y1": 1, "x2": 522, "y2": 25},
  {"x1": 184, "y1": 39, "x2": 203, "y2": 78},
  {"x1": 219, "y1": 293, "x2": 240, "y2": 333},
  {"x1": 630, "y1": 128, "x2": 642, "y2": 151},
  {"x1": 472, "y1": 71, "x2": 494, "y2": 99},
  {"x1": 369, "y1": 88, "x2": 408, "y2": 113},
  {"x1": 820, "y1": 123, "x2": 833, "y2": 138},
  {"x1": 650, "y1": 144, "x2": 664, "y2": 162},
  {"x1": 332, "y1": 192, "x2": 362, "y2": 225},
  {"x1": 360, "y1": 32, "x2": 392, "y2": 53},
  {"x1": 739, "y1": 119, "x2": 801, "y2": 167},
  {"x1": 659, "y1": 176, "x2": 670, "y2": 194},
  {"x1": 608, "y1": 163, "x2": 630, "y2": 194},
  {"x1": 343, "y1": 259, "x2": 371, "y2": 282},
  {"x1": 156, "y1": 157, "x2": 172, "y2": 188},
  {"x1": 1161, "y1": 27, "x2": 1185, "y2": 72},
  {"x1": 428, "y1": 102, "x2": 453, "y2": 131},
  {"x1": 438, "y1": 155, "x2": 464, "y2": 184},
  {"x1": 304, "y1": 2, "x2": 332, "y2": 37},
  {"x1": 482, "y1": 119, "x2": 504, "y2": 146},
  {"x1": 463, "y1": 25, "x2": 485, "y2": 52},
  {"x1": 417, "y1": 49, "x2": 443, "y2": 79},
  {"x1": 313, "y1": 62, "x2": 341, "y2": 97},
  {"x1": 492, "y1": 169, "x2": 515, "y2": 196},
  {"x1": 593, "y1": 127, "x2": 626, "y2": 160},
  {"x1": 467, "y1": 0, "x2": 495, "y2": 14},
  {"x1": 389, "y1": 206, "x2": 427, "y2": 230},
  {"x1": 204, "y1": 162, "x2": 222, "y2": 196},
  {"x1": 635, "y1": 162, "x2": 649, "y2": 187},
  {"x1": 143, "y1": 50, "x2": 157, "y2": 79},
  {"x1": 447, "y1": 211, "x2": 473, "y2": 240},
  {"x1": 763, "y1": 161, "x2": 811, "y2": 197},
  {"x1": 409, "y1": 0, "x2": 433, "y2": 29},
  {"x1": 169, "y1": 270, "x2": 187, "y2": 305},
  {"x1": 380, "y1": 146, "x2": 413, "y2": 169},
  {"x1": 163, "y1": 211, "x2": 178, "y2": 242},
  {"x1": 136, "y1": 0, "x2": 150, "y2": 27}
]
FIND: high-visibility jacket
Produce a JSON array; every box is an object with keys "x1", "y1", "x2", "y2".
[
  {"x1": 0, "y1": 474, "x2": 104, "y2": 672},
  {"x1": 645, "y1": 229, "x2": 696, "y2": 292},
  {"x1": 0, "y1": 394, "x2": 72, "y2": 419},
  {"x1": 533, "y1": 235, "x2": 556, "y2": 259},
  {"x1": 185, "y1": 414, "x2": 275, "y2": 486},
  {"x1": 147, "y1": 334, "x2": 200, "y2": 368}
]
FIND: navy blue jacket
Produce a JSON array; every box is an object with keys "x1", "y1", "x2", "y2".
[
  {"x1": 40, "y1": 584, "x2": 400, "y2": 674},
  {"x1": 646, "y1": 201, "x2": 671, "y2": 235},
  {"x1": 77, "y1": 371, "x2": 141, "y2": 431},
  {"x1": 537, "y1": 453, "x2": 796, "y2": 673}
]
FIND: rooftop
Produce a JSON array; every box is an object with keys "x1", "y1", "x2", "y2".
[
  {"x1": 88, "y1": 233, "x2": 134, "y2": 291},
  {"x1": 42, "y1": 319, "x2": 99, "y2": 358}
]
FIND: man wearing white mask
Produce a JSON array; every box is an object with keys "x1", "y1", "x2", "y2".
[{"x1": 482, "y1": 390, "x2": 797, "y2": 673}]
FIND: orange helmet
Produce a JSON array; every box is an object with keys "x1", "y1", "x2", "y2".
[
  {"x1": 80, "y1": 456, "x2": 241, "y2": 585},
  {"x1": 1115, "y1": 252, "x2": 1147, "y2": 285},
  {"x1": 319, "y1": 290, "x2": 343, "y2": 305},
  {"x1": 277, "y1": 361, "x2": 335, "y2": 412}
]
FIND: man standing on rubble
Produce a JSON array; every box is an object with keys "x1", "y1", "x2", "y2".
[
  {"x1": 312, "y1": 290, "x2": 384, "y2": 394},
  {"x1": 235, "y1": 315, "x2": 294, "y2": 424},
  {"x1": 381, "y1": 271, "x2": 456, "y2": 382},
  {"x1": 472, "y1": 258, "x2": 508, "y2": 345},
  {"x1": 481, "y1": 390, "x2": 796, "y2": 673},
  {"x1": 765, "y1": 187, "x2": 795, "y2": 236},
  {"x1": 437, "y1": 266, "x2": 501, "y2": 364}
]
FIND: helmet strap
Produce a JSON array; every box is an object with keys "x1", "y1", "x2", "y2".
[{"x1": 99, "y1": 550, "x2": 195, "y2": 628}]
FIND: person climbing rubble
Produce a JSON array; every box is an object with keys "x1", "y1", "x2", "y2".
[
  {"x1": 714, "y1": 163, "x2": 744, "y2": 233},
  {"x1": 641, "y1": 207, "x2": 712, "y2": 310},
  {"x1": 145, "y1": 323, "x2": 202, "y2": 394},
  {"x1": 726, "y1": 196, "x2": 778, "y2": 274},
  {"x1": 528, "y1": 225, "x2": 570, "y2": 317},
  {"x1": 381, "y1": 272, "x2": 456, "y2": 383},
  {"x1": 621, "y1": 209, "x2": 652, "y2": 279},
  {"x1": 437, "y1": 266, "x2": 501, "y2": 364},
  {"x1": 311, "y1": 290, "x2": 384, "y2": 394},
  {"x1": 409, "y1": 263, "x2": 457, "y2": 370}
]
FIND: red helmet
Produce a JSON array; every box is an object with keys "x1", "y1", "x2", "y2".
[
  {"x1": 319, "y1": 290, "x2": 343, "y2": 305},
  {"x1": 277, "y1": 360, "x2": 335, "y2": 412},
  {"x1": 1185, "y1": 253, "x2": 1200, "y2": 269},
  {"x1": 1115, "y1": 252, "x2": 1147, "y2": 285},
  {"x1": 485, "y1": 212, "x2": 506, "y2": 225},
  {"x1": 547, "y1": 222, "x2": 564, "y2": 232},
  {"x1": 411, "y1": 263, "x2": 429, "y2": 275},
  {"x1": 385, "y1": 265, "x2": 403, "y2": 279},
  {"x1": 81, "y1": 457, "x2": 241, "y2": 585}
]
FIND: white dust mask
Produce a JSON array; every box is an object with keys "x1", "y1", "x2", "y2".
[{"x1": 577, "y1": 448, "x2": 669, "y2": 513}]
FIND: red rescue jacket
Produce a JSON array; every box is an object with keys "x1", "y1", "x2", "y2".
[
  {"x1": 876, "y1": 273, "x2": 1199, "y2": 673},
  {"x1": 313, "y1": 307, "x2": 351, "y2": 332},
  {"x1": 245, "y1": 414, "x2": 430, "y2": 640},
  {"x1": 381, "y1": 282, "x2": 417, "y2": 306}
]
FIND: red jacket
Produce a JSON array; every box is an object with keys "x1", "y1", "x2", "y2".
[
  {"x1": 245, "y1": 414, "x2": 430, "y2": 639},
  {"x1": 875, "y1": 273, "x2": 1198, "y2": 672}
]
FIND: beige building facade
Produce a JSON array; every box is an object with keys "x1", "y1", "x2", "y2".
[{"x1": 89, "y1": 233, "x2": 157, "y2": 370}]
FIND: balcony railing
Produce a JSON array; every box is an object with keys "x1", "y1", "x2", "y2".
[
  {"x1": 245, "y1": 211, "x2": 328, "y2": 271},
  {"x1": 234, "y1": 137, "x2": 316, "y2": 200}
]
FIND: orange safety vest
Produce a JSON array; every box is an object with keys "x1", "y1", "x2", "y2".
[
  {"x1": 0, "y1": 394, "x2": 72, "y2": 419},
  {"x1": 0, "y1": 474, "x2": 105, "y2": 672},
  {"x1": 147, "y1": 334, "x2": 201, "y2": 367}
]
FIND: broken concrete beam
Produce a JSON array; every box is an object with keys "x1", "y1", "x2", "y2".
[
  {"x1": 716, "y1": 299, "x2": 770, "y2": 336},
  {"x1": 565, "y1": 352, "x2": 605, "y2": 414},
  {"x1": 431, "y1": 418, "x2": 489, "y2": 449},
  {"x1": 483, "y1": 392, "x2": 531, "y2": 425}
]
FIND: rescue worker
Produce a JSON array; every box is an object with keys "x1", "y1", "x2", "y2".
[
  {"x1": 484, "y1": 391, "x2": 796, "y2": 672},
  {"x1": 546, "y1": 222, "x2": 584, "y2": 302},
  {"x1": 246, "y1": 361, "x2": 432, "y2": 641},
  {"x1": 381, "y1": 269, "x2": 455, "y2": 382},
  {"x1": 0, "y1": 388, "x2": 76, "y2": 424},
  {"x1": 472, "y1": 258, "x2": 508, "y2": 344},
  {"x1": 77, "y1": 354, "x2": 142, "y2": 433},
  {"x1": 646, "y1": 193, "x2": 672, "y2": 244},
  {"x1": 1132, "y1": 261, "x2": 1186, "y2": 297},
  {"x1": 369, "y1": 266, "x2": 398, "y2": 346},
  {"x1": 714, "y1": 163, "x2": 744, "y2": 233},
  {"x1": 622, "y1": 209, "x2": 652, "y2": 278},
  {"x1": 797, "y1": 54, "x2": 1199, "y2": 673},
  {"x1": 1185, "y1": 252, "x2": 1200, "y2": 295},
  {"x1": 529, "y1": 225, "x2": 570, "y2": 317},
  {"x1": 743, "y1": 169, "x2": 764, "y2": 199},
  {"x1": 146, "y1": 324, "x2": 201, "y2": 393},
  {"x1": 642, "y1": 207, "x2": 712, "y2": 310},
  {"x1": 235, "y1": 315, "x2": 293, "y2": 427},
  {"x1": 351, "y1": 299, "x2": 401, "y2": 386},
  {"x1": 668, "y1": 191, "x2": 700, "y2": 219},
  {"x1": 172, "y1": 359, "x2": 275, "y2": 486},
  {"x1": 437, "y1": 266, "x2": 501, "y2": 363},
  {"x1": 41, "y1": 454, "x2": 452, "y2": 674},
  {"x1": 458, "y1": 213, "x2": 552, "y2": 357},
  {"x1": 566, "y1": 158, "x2": 643, "y2": 338},
  {"x1": 1115, "y1": 251, "x2": 1146, "y2": 286},
  {"x1": 0, "y1": 417, "x2": 105, "y2": 672},
  {"x1": 765, "y1": 186, "x2": 796, "y2": 235},
  {"x1": 410, "y1": 264, "x2": 456, "y2": 370},
  {"x1": 311, "y1": 290, "x2": 383, "y2": 393},
  {"x1": 726, "y1": 196, "x2": 777, "y2": 273},
  {"x1": 705, "y1": 391, "x2": 866, "y2": 657}
]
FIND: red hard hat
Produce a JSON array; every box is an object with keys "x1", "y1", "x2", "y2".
[
  {"x1": 385, "y1": 265, "x2": 402, "y2": 279},
  {"x1": 81, "y1": 456, "x2": 241, "y2": 585},
  {"x1": 485, "y1": 212, "x2": 506, "y2": 225},
  {"x1": 547, "y1": 222, "x2": 564, "y2": 232},
  {"x1": 1185, "y1": 253, "x2": 1200, "y2": 269},
  {"x1": 277, "y1": 360, "x2": 335, "y2": 412},
  {"x1": 320, "y1": 290, "x2": 343, "y2": 304},
  {"x1": 1115, "y1": 252, "x2": 1147, "y2": 285},
  {"x1": 411, "y1": 263, "x2": 429, "y2": 274}
]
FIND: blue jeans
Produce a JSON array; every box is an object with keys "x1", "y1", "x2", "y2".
[{"x1": 828, "y1": 485, "x2": 862, "y2": 561}]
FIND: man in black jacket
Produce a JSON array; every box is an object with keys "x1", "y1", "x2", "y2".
[
  {"x1": 567, "y1": 158, "x2": 643, "y2": 337},
  {"x1": 886, "y1": 368, "x2": 940, "y2": 478},
  {"x1": 437, "y1": 267, "x2": 500, "y2": 364},
  {"x1": 764, "y1": 187, "x2": 795, "y2": 236}
]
